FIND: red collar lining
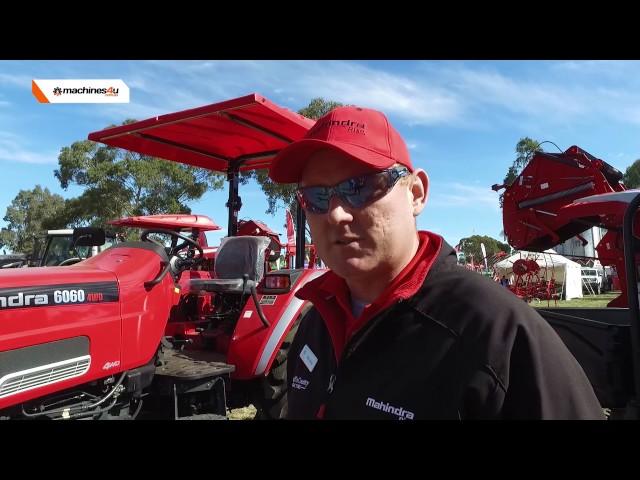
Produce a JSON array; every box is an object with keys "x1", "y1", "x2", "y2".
[{"x1": 297, "y1": 231, "x2": 443, "y2": 361}]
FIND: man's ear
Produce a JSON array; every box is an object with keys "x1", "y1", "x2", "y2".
[{"x1": 409, "y1": 169, "x2": 429, "y2": 216}]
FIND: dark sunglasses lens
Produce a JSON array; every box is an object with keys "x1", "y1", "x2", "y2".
[
  {"x1": 299, "y1": 168, "x2": 406, "y2": 213},
  {"x1": 300, "y1": 187, "x2": 330, "y2": 213},
  {"x1": 341, "y1": 172, "x2": 389, "y2": 208}
]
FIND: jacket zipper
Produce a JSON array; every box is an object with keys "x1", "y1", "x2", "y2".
[
  {"x1": 322, "y1": 300, "x2": 409, "y2": 419},
  {"x1": 342, "y1": 300, "x2": 406, "y2": 361},
  {"x1": 327, "y1": 373, "x2": 336, "y2": 394},
  {"x1": 317, "y1": 373, "x2": 337, "y2": 419}
]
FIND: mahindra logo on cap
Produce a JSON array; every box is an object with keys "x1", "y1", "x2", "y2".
[{"x1": 311, "y1": 119, "x2": 366, "y2": 135}]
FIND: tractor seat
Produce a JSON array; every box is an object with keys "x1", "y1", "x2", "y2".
[
  {"x1": 194, "y1": 278, "x2": 250, "y2": 294},
  {"x1": 189, "y1": 236, "x2": 271, "y2": 295}
]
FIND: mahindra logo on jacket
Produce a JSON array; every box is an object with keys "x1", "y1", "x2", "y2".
[{"x1": 365, "y1": 397, "x2": 415, "y2": 420}]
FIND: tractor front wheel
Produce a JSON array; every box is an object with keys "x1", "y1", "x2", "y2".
[{"x1": 252, "y1": 303, "x2": 311, "y2": 419}]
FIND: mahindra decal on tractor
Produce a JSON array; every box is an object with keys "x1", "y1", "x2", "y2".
[{"x1": 0, "y1": 93, "x2": 323, "y2": 420}]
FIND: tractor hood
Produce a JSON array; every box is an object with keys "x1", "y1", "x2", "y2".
[
  {"x1": 0, "y1": 264, "x2": 117, "y2": 289},
  {"x1": 88, "y1": 93, "x2": 315, "y2": 173}
]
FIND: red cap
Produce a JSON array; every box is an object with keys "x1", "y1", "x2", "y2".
[{"x1": 269, "y1": 106, "x2": 413, "y2": 183}]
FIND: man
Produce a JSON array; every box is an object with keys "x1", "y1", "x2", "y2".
[{"x1": 269, "y1": 105, "x2": 604, "y2": 420}]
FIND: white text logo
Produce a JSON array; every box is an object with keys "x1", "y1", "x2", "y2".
[
  {"x1": 292, "y1": 376, "x2": 310, "y2": 390},
  {"x1": 102, "y1": 361, "x2": 121, "y2": 371},
  {"x1": 0, "y1": 292, "x2": 48, "y2": 308},
  {"x1": 365, "y1": 397, "x2": 415, "y2": 420}
]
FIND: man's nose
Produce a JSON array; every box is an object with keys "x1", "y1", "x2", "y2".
[{"x1": 325, "y1": 196, "x2": 354, "y2": 225}]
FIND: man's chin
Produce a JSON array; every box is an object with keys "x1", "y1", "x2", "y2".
[{"x1": 330, "y1": 258, "x2": 375, "y2": 278}]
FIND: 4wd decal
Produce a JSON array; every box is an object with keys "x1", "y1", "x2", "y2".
[{"x1": 0, "y1": 282, "x2": 118, "y2": 310}]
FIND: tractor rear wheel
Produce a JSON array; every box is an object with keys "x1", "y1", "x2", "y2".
[{"x1": 253, "y1": 303, "x2": 311, "y2": 419}]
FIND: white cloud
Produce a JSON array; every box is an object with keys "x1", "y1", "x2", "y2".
[
  {"x1": 277, "y1": 61, "x2": 463, "y2": 125},
  {"x1": 11, "y1": 59, "x2": 640, "y2": 141},
  {"x1": 0, "y1": 131, "x2": 58, "y2": 164},
  {"x1": 0, "y1": 146, "x2": 57, "y2": 164},
  {"x1": 0, "y1": 73, "x2": 31, "y2": 88},
  {"x1": 131, "y1": 60, "x2": 640, "y2": 130},
  {"x1": 0, "y1": 131, "x2": 20, "y2": 141},
  {"x1": 115, "y1": 61, "x2": 465, "y2": 126},
  {"x1": 457, "y1": 64, "x2": 640, "y2": 128},
  {"x1": 76, "y1": 103, "x2": 176, "y2": 124},
  {"x1": 461, "y1": 70, "x2": 584, "y2": 116},
  {"x1": 552, "y1": 60, "x2": 640, "y2": 76}
]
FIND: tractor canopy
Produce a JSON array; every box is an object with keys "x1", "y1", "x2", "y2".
[
  {"x1": 88, "y1": 93, "x2": 315, "y2": 262},
  {"x1": 87, "y1": 93, "x2": 315, "y2": 174},
  {"x1": 109, "y1": 214, "x2": 221, "y2": 231}
]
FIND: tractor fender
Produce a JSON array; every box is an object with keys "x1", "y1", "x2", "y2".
[
  {"x1": 227, "y1": 269, "x2": 325, "y2": 379},
  {"x1": 253, "y1": 269, "x2": 325, "y2": 377}
]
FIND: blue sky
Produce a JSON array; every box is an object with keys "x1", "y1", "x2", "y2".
[{"x1": 1, "y1": 60, "x2": 640, "y2": 249}]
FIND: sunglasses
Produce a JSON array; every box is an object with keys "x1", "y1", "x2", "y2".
[{"x1": 296, "y1": 166, "x2": 410, "y2": 214}]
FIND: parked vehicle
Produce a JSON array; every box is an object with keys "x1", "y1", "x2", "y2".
[{"x1": 581, "y1": 267, "x2": 603, "y2": 294}]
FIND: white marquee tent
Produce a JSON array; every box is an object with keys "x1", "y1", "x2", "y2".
[{"x1": 494, "y1": 249, "x2": 583, "y2": 300}]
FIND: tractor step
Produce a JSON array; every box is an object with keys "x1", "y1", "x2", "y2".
[
  {"x1": 151, "y1": 348, "x2": 235, "y2": 419},
  {"x1": 177, "y1": 413, "x2": 228, "y2": 420},
  {"x1": 155, "y1": 347, "x2": 234, "y2": 380}
]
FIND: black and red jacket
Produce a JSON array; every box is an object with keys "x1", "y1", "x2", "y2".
[{"x1": 286, "y1": 231, "x2": 605, "y2": 420}]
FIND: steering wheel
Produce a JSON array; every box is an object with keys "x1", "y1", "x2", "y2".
[
  {"x1": 58, "y1": 257, "x2": 83, "y2": 266},
  {"x1": 140, "y1": 228, "x2": 204, "y2": 260},
  {"x1": 140, "y1": 228, "x2": 205, "y2": 288}
]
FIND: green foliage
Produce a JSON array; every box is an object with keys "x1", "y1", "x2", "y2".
[
  {"x1": 623, "y1": 159, "x2": 640, "y2": 188},
  {"x1": 0, "y1": 186, "x2": 66, "y2": 254},
  {"x1": 457, "y1": 235, "x2": 510, "y2": 263},
  {"x1": 499, "y1": 137, "x2": 541, "y2": 207},
  {"x1": 298, "y1": 98, "x2": 344, "y2": 120},
  {"x1": 53, "y1": 120, "x2": 225, "y2": 226},
  {"x1": 514, "y1": 137, "x2": 541, "y2": 171}
]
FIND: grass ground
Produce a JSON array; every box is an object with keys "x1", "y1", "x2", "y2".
[
  {"x1": 532, "y1": 291, "x2": 619, "y2": 309},
  {"x1": 227, "y1": 404, "x2": 257, "y2": 420}
]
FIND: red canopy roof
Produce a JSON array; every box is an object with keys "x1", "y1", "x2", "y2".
[
  {"x1": 109, "y1": 214, "x2": 221, "y2": 231},
  {"x1": 87, "y1": 93, "x2": 315, "y2": 173}
]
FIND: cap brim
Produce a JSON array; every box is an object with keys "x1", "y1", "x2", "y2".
[{"x1": 269, "y1": 139, "x2": 397, "y2": 183}]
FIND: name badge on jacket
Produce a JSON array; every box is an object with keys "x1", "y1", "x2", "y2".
[{"x1": 300, "y1": 344, "x2": 318, "y2": 372}]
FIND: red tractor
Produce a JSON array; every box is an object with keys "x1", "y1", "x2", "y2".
[{"x1": 0, "y1": 94, "x2": 324, "y2": 420}]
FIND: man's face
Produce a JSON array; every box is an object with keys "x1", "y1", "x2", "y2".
[{"x1": 300, "y1": 150, "x2": 420, "y2": 282}]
